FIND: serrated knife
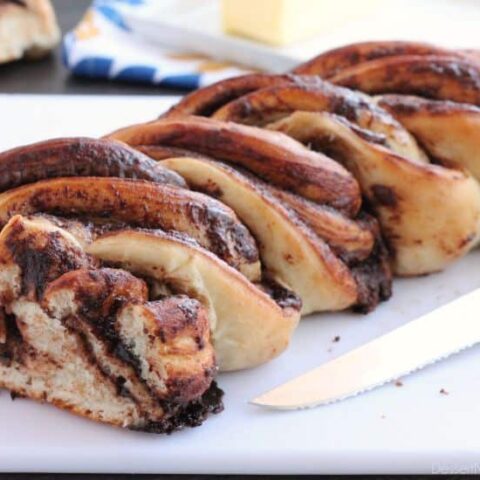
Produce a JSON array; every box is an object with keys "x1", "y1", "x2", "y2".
[{"x1": 251, "y1": 288, "x2": 480, "y2": 410}]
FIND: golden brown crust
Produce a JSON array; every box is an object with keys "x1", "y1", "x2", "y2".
[
  {"x1": 377, "y1": 93, "x2": 480, "y2": 116},
  {"x1": 0, "y1": 137, "x2": 187, "y2": 191},
  {"x1": 329, "y1": 55, "x2": 480, "y2": 105},
  {"x1": 0, "y1": 177, "x2": 261, "y2": 280},
  {"x1": 163, "y1": 74, "x2": 299, "y2": 118},
  {"x1": 292, "y1": 41, "x2": 466, "y2": 77},
  {"x1": 106, "y1": 116, "x2": 361, "y2": 216},
  {"x1": 212, "y1": 81, "x2": 427, "y2": 162},
  {"x1": 162, "y1": 73, "x2": 329, "y2": 118}
]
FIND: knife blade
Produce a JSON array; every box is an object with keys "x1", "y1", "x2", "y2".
[{"x1": 251, "y1": 287, "x2": 480, "y2": 410}]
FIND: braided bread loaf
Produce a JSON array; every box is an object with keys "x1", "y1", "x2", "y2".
[{"x1": 2, "y1": 40, "x2": 480, "y2": 434}]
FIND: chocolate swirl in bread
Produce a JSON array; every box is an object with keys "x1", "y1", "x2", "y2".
[{"x1": 0, "y1": 215, "x2": 222, "y2": 432}]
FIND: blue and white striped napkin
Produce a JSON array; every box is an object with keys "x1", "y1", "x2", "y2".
[{"x1": 63, "y1": 0, "x2": 251, "y2": 90}]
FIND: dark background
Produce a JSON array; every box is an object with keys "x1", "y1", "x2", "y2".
[
  {"x1": 0, "y1": 1, "x2": 457, "y2": 479},
  {"x1": 0, "y1": 0, "x2": 183, "y2": 95}
]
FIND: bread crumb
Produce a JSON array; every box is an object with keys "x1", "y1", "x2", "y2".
[{"x1": 394, "y1": 380, "x2": 403, "y2": 387}]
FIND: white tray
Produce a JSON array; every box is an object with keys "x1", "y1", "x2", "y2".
[{"x1": 1, "y1": 95, "x2": 480, "y2": 475}]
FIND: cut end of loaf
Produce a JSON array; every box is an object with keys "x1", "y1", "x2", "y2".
[{"x1": 0, "y1": 214, "x2": 223, "y2": 433}]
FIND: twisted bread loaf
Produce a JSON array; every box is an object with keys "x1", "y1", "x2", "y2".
[{"x1": 4, "y1": 40, "x2": 480, "y2": 434}]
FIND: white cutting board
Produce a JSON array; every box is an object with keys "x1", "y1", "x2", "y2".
[{"x1": 1, "y1": 95, "x2": 480, "y2": 475}]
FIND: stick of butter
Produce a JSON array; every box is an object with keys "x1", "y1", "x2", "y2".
[{"x1": 222, "y1": 0, "x2": 379, "y2": 46}]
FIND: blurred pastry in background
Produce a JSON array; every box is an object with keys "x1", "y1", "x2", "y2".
[{"x1": 0, "y1": 0, "x2": 60, "y2": 64}]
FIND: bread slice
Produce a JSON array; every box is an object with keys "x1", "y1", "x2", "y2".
[{"x1": 0, "y1": 215, "x2": 222, "y2": 433}]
